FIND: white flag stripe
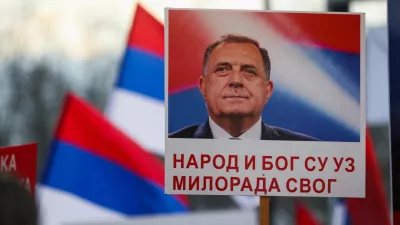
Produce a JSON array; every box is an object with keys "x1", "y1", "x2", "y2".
[
  {"x1": 106, "y1": 88, "x2": 165, "y2": 155},
  {"x1": 37, "y1": 185, "x2": 128, "y2": 225}
]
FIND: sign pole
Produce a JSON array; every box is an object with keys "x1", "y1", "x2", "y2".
[
  {"x1": 260, "y1": 196, "x2": 270, "y2": 225},
  {"x1": 261, "y1": 2, "x2": 272, "y2": 222}
]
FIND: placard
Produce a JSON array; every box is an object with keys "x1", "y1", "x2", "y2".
[
  {"x1": 165, "y1": 9, "x2": 365, "y2": 197},
  {"x1": 0, "y1": 143, "x2": 37, "y2": 194}
]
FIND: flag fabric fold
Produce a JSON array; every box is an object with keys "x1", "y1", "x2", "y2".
[{"x1": 39, "y1": 93, "x2": 188, "y2": 225}]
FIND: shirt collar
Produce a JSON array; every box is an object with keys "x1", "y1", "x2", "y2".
[{"x1": 208, "y1": 117, "x2": 262, "y2": 140}]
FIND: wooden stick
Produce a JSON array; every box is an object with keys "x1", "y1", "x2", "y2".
[{"x1": 260, "y1": 196, "x2": 270, "y2": 225}]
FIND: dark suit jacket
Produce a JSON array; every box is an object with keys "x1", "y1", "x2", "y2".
[{"x1": 169, "y1": 120, "x2": 318, "y2": 141}]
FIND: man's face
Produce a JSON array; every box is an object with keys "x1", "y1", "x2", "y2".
[{"x1": 199, "y1": 42, "x2": 273, "y2": 118}]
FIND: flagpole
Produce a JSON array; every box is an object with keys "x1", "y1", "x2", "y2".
[
  {"x1": 260, "y1": 0, "x2": 270, "y2": 223},
  {"x1": 260, "y1": 196, "x2": 270, "y2": 225}
]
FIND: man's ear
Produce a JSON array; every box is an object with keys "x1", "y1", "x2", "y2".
[
  {"x1": 199, "y1": 76, "x2": 206, "y2": 98},
  {"x1": 264, "y1": 80, "x2": 274, "y2": 101}
]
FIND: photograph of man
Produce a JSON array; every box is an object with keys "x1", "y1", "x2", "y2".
[{"x1": 169, "y1": 34, "x2": 318, "y2": 141}]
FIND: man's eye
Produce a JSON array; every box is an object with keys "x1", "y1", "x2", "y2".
[
  {"x1": 245, "y1": 69, "x2": 257, "y2": 75},
  {"x1": 216, "y1": 67, "x2": 229, "y2": 72}
]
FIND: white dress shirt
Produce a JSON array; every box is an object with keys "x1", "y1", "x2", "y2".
[
  {"x1": 208, "y1": 117, "x2": 262, "y2": 209},
  {"x1": 208, "y1": 117, "x2": 262, "y2": 140}
]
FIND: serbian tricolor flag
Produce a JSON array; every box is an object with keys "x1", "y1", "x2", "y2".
[
  {"x1": 105, "y1": 4, "x2": 164, "y2": 155},
  {"x1": 38, "y1": 93, "x2": 188, "y2": 225}
]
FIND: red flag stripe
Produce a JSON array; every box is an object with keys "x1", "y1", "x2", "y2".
[
  {"x1": 295, "y1": 201, "x2": 321, "y2": 225},
  {"x1": 127, "y1": 4, "x2": 164, "y2": 58},
  {"x1": 346, "y1": 129, "x2": 390, "y2": 225},
  {"x1": 253, "y1": 12, "x2": 361, "y2": 53},
  {"x1": 168, "y1": 10, "x2": 213, "y2": 94}
]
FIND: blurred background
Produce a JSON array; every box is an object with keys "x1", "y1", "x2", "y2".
[{"x1": 0, "y1": 0, "x2": 388, "y2": 225}]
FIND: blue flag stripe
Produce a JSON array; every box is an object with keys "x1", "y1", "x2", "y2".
[
  {"x1": 117, "y1": 47, "x2": 164, "y2": 101},
  {"x1": 43, "y1": 140, "x2": 187, "y2": 215}
]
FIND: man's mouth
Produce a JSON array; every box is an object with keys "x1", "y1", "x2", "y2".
[{"x1": 223, "y1": 95, "x2": 249, "y2": 99}]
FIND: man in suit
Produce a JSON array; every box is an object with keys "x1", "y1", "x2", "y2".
[{"x1": 170, "y1": 34, "x2": 317, "y2": 141}]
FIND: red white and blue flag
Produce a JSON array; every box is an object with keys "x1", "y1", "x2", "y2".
[
  {"x1": 106, "y1": 4, "x2": 165, "y2": 155},
  {"x1": 39, "y1": 93, "x2": 188, "y2": 225}
]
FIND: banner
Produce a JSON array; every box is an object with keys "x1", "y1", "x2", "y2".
[{"x1": 0, "y1": 143, "x2": 37, "y2": 194}]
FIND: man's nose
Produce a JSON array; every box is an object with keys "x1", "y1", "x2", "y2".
[{"x1": 229, "y1": 69, "x2": 243, "y2": 88}]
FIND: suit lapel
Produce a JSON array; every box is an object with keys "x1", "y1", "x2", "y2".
[
  {"x1": 261, "y1": 122, "x2": 280, "y2": 140},
  {"x1": 194, "y1": 120, "x2": 214, "y2": 139}
]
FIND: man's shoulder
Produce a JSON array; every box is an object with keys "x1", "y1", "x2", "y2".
[
  {"x1": 267, "y1": 125, "x2": 319, "y2": 141},
  {"x1": 169, "y1": 125, "x2": 201, "y2": 138}
]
